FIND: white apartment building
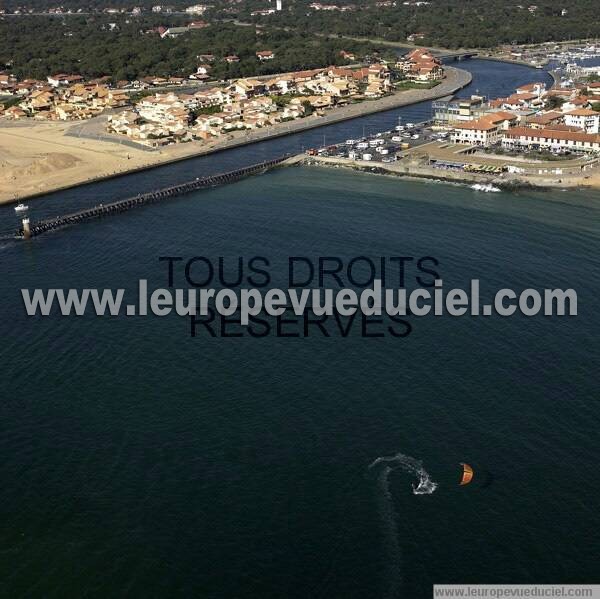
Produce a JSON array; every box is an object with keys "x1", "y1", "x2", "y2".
[{"x1": 564, "y1": 109, "x2": 600, "y2": 134}]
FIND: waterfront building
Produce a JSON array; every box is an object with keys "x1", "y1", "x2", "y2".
[
  {"x1": 451, "y1": 118, "x2": 502, "y2": 146},
  {"x1": 502, "y1": 127, "x2": 600, "y2": 153},
  {"x1": 564, "y1": 109, "x2": 600, "y2": 134}
]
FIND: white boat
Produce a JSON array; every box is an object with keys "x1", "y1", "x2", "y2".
[
  {"x1": 471, "y1": 183, "x2": 501, "y2": 193},
  {"x1": 14, "y1": 203, "x2": 28, "y2": 213}
]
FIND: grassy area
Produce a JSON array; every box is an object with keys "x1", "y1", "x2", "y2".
[
  {"x1": 192, "y1": 104, "x2": 223, "y2": 117},
  {"x1": 0, "y1": 96, "x2": 23, "y2": 109},
  {"x1": 128, "y1": 90, "x2": 156, "y2": 103},
  {"x1": 394, "y1": 80, "x2": 441, "y2": 91}
]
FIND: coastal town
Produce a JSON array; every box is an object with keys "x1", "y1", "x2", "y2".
[
  {"x1": 1, "y1": 34, "x2": 600, "y2": 203},
  {"x1": 302, "y1": 49, "x2": 600, "y2": 188},
  {"x1": 438, "y1": 77, "x2": 600, "y2": 152},
  {"x1": 0, "y1": 48, "x2": 443, "y2": 146},
  {"x1": 2, "y1": 39, "x2": 598, "y2": 154}
]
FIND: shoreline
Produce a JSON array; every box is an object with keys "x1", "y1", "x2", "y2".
[
  {"x1": 475, "y1": 55, "x2": 547, "y2": 69},
  {"x1": 0, "y1": 67, "x2": 471, "y2": 206},
  {"x1": 295, "y1": 155, "x2": 600, "y2": 191}
]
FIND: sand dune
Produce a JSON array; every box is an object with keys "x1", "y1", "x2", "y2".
[
  {"x1": 0, "y1": 152, "x2": 81, "y2": 182},
  {"x1": 0, "y1": 123, "x2": 153, "y2": 203}
]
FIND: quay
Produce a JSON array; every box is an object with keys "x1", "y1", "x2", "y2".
[{"x1": 17, "y1": 156, "x2": 289, "y2": 238}]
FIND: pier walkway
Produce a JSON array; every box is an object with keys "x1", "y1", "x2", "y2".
[{"x1": 17, "y1": 155, "x2": 289, "y2": 238}]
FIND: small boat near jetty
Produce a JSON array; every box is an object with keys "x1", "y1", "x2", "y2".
[
  {"x1": 471, "y1": 183, "x2": 500, "y2": 193},
  {"x1": 14, "y1": 203, "x2": 29, "y2": 213}
]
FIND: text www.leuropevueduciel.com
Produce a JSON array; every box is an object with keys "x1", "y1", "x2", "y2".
[{"x1": 21, "y1": 279, "x2": 577, "y2": 320}]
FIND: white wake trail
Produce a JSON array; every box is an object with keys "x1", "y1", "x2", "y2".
[
  {"x1": 368, "y1": 452, "x2": 438, "y2": 495},
  {"x1": 368, "y1": 453, "x2": 438, "y2": 598}
]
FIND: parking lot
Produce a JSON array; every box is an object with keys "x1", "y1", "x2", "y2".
[{"x1": 307, "y1": 120, "x2": 445, "y2": 163}]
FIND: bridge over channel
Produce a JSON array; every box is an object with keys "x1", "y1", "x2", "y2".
[{"x1": 435, "y1": 51, "x2": 479, "y2": 61}]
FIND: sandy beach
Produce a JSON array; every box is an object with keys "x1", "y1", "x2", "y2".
[{"x1": 0, "y1": 67, "x2": 472, "y2": 205}]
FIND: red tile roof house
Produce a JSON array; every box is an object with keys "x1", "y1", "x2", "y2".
[
  {"x1": 565, "y1": 96, "x2": 592, "y2": 109},
  {"x1": 526, "y1": 111, "x2": 564, "y2": 128},
  {"x1": 400, "y1": 48, "x2": 443, "y2": 81},
  {"x1": 196, "y1": 64, "x2": 212, "y2": 75},
  {"x1": 563, "y1": 108, "x2": 600, "y2": 134},
  {"x1": 47, "y1": 74, "x2": 84, "y2": 87},
  {"x1": 501, "y1": 92, "x2": 542, "y2": 110},
  {"x1": 451, "y1": 117, "x2": 503, "y2": 146},
  {"x1": 0, "y1": 73, "x2": 16, "y2": 87},
  {"x1": 224, "y1": 55, "x2": 240, "y2": 63},
  {"x1": 515, "y1": 82, "x2": 547, "y2": 97},
  {"x1": 256, "y1": 50, "x2": 275, "y2": 61},
  {"x1": 159, "y1": 26, "x2": 188, "y2": 38}
]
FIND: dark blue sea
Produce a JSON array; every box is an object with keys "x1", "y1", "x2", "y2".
[{"x1": 1, "y1": 60, "x2": 599, "y2": 598}]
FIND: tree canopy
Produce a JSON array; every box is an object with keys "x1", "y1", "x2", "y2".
[{"x1": 0, "y1": 16, "x2": 383, "y2": 80}]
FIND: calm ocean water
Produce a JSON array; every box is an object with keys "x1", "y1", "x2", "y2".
[{"x1": 1, "y1": 61, "x2": 599, "y2": 598}]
